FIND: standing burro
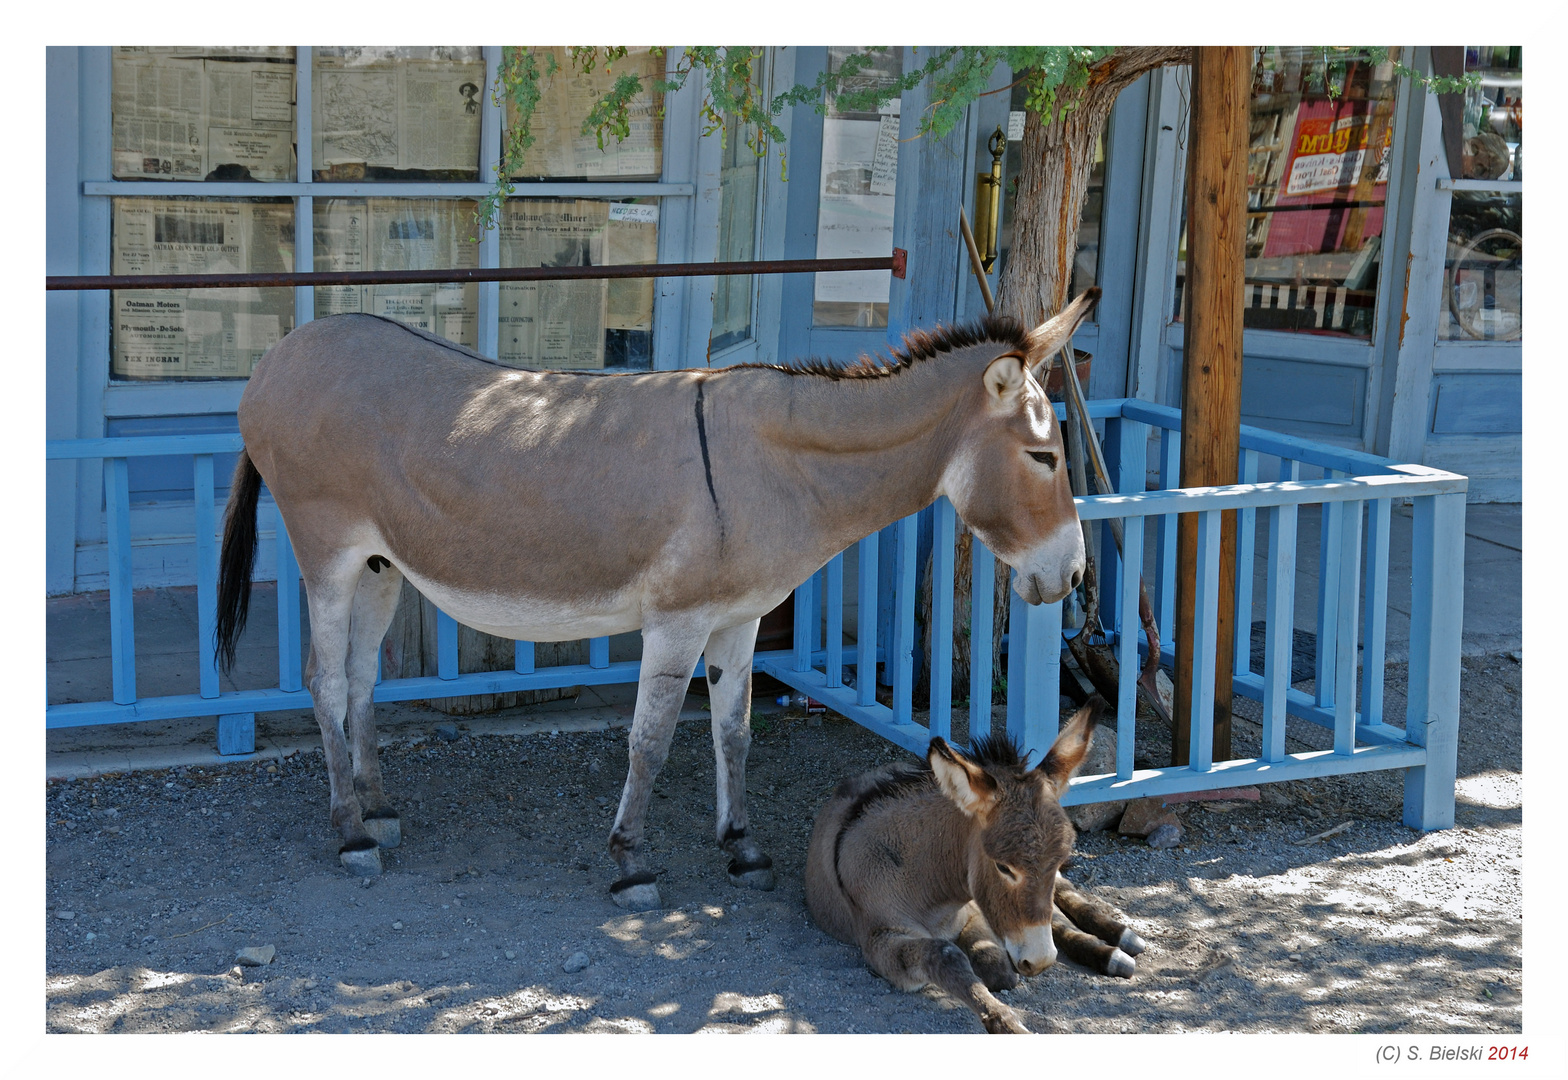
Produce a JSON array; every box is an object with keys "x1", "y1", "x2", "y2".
[{"x1": 215, "y1": 290, "x2": 1098, "y2": 910}]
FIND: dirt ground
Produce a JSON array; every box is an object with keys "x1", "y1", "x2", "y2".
[{"x1": 44, "y1": 653, "x2": 1522, "y2": 1035}]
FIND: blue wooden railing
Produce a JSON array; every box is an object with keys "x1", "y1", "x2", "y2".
[{"x1": 46, "y1": 398, "x2": 1468, "y2": 830}]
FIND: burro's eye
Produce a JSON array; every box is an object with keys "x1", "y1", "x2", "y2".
[
  {"x1": 1027, "y1": 450, "x2": 1057, "y2": 469},
  {"x1": 995, "y1": 862, "x2": 1019, "y2": 882}
]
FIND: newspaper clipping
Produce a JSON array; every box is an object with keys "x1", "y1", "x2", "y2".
[
  {"x1": 111, "y1": 198, "x2": 295, "y2": 378},
  {"x1": 497, "y1": 200, "x2": 609, "y2": 369},
  {"x1": 313, "y1": 52, "x2": 484, "y2": 174},
  {"x1": 814, "y1": 109, "x2": 898, "y2": 305},
  {"x1": 508, "y1": 48, "x2": 664, "y2": 179},
  {"x1": 112, "y1": 49, "x2": 297, "y2": 181},
  {"x1": 313, "y1": 198, "x2": 480, "y2": 347}
]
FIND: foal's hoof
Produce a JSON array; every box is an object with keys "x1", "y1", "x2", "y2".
[
  {"x1": 610, "y1": 872, "x2": 662, "y2": 912},
  {"x1": 982, "y1": 1007, "x2": 1031, "y2": 1034},
  {"x1": 363, "y1": 813, "x2": 402, "y2": 849},
  {"x1": 1105, "y1": 948, "x2": 1137, "y2": 978},
  {"x1": 1117, "y1": 928, "x2": 1147, "y2": 956},
  {"x1": 339, "y1": 839, "x2": 383, "y2": 877},
  {"x1": 727, "y1": 855, "x2": 775, "y2": 892}
]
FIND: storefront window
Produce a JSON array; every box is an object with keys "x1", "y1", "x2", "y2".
[
  {"x1": 312, "y1": 47, "x2": 485, "y2": 181},
  {"x1": 110, "y1": 197, "x2": 295, "y2": 379},
  {"x1": 712, "y1": 108, "x2": 762, "y2": 354},
  {"x1": 504, "y1": 48, "x2": 665, "y2": 181},
  {"x1": 112, "y1": 48, "x2": 298, "y2": 182},
  {"x1": 313, "y1": 197, "x2": 480, "y2": 347},
  {"x1": 1174, "y1": 47, "x2": 1402, "y2": 340},
  {"x1": 1441, "y1": 47, "x2": 1521, "y2": 342},
  {"x1": 496, "y1": 198, "x2": 659, "y2": 369},
  {"x1": 812, "y1": 48, "x2": 902, "y2": 328}
]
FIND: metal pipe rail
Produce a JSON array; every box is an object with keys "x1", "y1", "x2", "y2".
[{"x1": 46, "y1": 399, "x2": 1467, "y2": 830}]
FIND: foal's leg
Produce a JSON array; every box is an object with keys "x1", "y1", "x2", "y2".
[
  {"x1": 1054, "y1": 873, "x2": 1147, "y2": 956},
  {"x1": 344, "y1": 561, "x2": 405, "y2": 849},
  {"x1": 863, "y1": 927, "x2": 1030, "y2": 1034},
  {"x1": 703, "y1": 617, "x2": 773, "y2": 891},
  {"x1": 299, "y1": 550, "x2": 381, "y2": 876},
  {"x1": 607, "y1": 617, "x2": 709, "y2": 911},
  {"x1": 953, "y1": 902, "x2": 1019, "y2": 992}
]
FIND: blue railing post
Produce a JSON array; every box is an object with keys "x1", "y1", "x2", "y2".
[
  {"x1": 1315, "y1": 471, "x2": 1345, "y2": 709},
  {"x1": 1115, "y1": 508, "x2": 1142, "y2": 780},
  {"x1": 1402, "y1": 492, "x2": 1466, "y2": 830},
  {"x1": 1261, "y1": 462, "x2": 1300, "y2": 763},
  {"x1": 1360, "y1": 498, "x2": 1392, "y2": 727},
  {"x1": 589, "y1": 636, "x2": 610, "y2": 670},
  {"x1": 1333, "y1": 499, "x2": 1364, "y2": 755},
  {"x1": 792, "y1": 568, "x2": 814, "y2": 672},
  {"x1": 194, "y1": 454, "x2": 219, "y2": 700},
  {"x1": 437, "y1": 610, "x2": 459, "y2": 679},
  {"x1": 1155, "y1": 428, "x2": 1180, "y2": 649},
  {"x1": 104, "y1": 457, "x2": 136, "y2": 705},
  {"x1": 1188, "y1": 509, "x2": 1223, "y2": 772},
  {"x1": 275, "y1": 518, "x2": 302, "y2": 692},
  {"x1": 892, "y1": 514, "x2": 918, "y2": 722},
  {"x1": 1233, "y1": 449, "x2": 1259, "y2": 675},
  {"x1": 857, "y1": 534, "x2": 879, "y2": 707},
  {"x1": 824, "y1": 551, "x2": 844, "y2": 688},
  {"x1": 968, "y1": 535, "x2": 995, "y2": 743},
  {"x1": 1006, "y1": 573, "x2": 1062, "y2": 766},
  {"x1": 929, "y1": 498, "x2": 956, "y2": 742}
]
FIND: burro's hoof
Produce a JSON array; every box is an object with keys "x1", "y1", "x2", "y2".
[
  {"x1": 363, "y1": 813, "x2": 402, "y2": 849},
  {"x1": 339, "y1": 840, "x2": 383, "y2": 877},
  {"x1": 1117, "y1": 927, "x2": 1147, "y2": 956},
  {"x1": 727, "y1": 855, "x2": 776, "y2": 892},
  {"x1": 1105, "y1": 948, "x2": 1137, "y2": 979},
  {"x1": 982, "y1": 1006, "x2": 1031, "y2": 1034},
  {"x1": 610, "y1": 872, "x2": 662, "y2": 912}
]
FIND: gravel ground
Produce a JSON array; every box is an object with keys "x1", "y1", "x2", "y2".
[{"x1": 44, "y1": 654, "x2": 1522, "y2": 1035}]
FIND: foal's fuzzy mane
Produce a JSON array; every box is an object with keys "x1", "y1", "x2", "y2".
[
  {"x1": 967, "y1": 731, "x2": 1030, "y2": 773},
  {"x1": 735, "y1": 315, "x2": 1032, "y2": 381}
]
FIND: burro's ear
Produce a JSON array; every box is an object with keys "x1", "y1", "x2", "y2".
[
  {"x1": 983, "y1": 354, "x2": 1027, "y2": 407},
  {"x1": 1035, "y1": 695, "x2": 1103, "y2": 797},
  {"x1": 1025, "y1": 287, "x2": 1102, "y2": 378},
  {"x1": 928, "y1": 737, "x2": 999, "y2": 818}
]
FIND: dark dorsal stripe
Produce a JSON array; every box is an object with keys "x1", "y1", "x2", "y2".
[{"x1": 832, "y1": 760, "x2": 934, "y2": 903}]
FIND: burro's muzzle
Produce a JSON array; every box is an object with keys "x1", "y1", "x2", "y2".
[
  {"x1": 1012, "y1": 519, "x2": 1087, "y2": 605},
  {"x1": 1005, "y1": 923, "x2": 1058, "y2": 976}
]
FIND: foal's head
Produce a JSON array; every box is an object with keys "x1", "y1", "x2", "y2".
[
  {"x1": 940, "y1": 290, "x2": 1098, "y2": 606},
  {"x1": 928, "y1": 698, "x2": 1101, "y2": 975}
]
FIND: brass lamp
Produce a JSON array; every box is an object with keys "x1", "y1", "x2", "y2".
[{"x1": 973, "y1": 126, "x2": 1006, "y2": 273}]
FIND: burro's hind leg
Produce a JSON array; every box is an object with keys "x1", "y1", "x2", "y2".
[
  {"x1": 1051, "y1": 872, "x2": 1144, "y2": 977},
  {"x1": 703, "y1": 617, "x2": 773, "y2": 891},
  {"x1": 863, "y1": 926, "x2": 1030, "y2": 1034},
  {"x1": 345, "y1": 560, "x2": 406, "y2": 849},
  {"x1": 299, "y1": 549, "x2": 382, "y2": 876},
  {"x1": 607, "y1": 616, "x2": 710, "y2": 912}
]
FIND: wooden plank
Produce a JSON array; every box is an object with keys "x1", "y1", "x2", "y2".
[
  {"x1": 969, "y1": 534, "x2": 994, "y2": 739},
  {"x1": 1073, "y1": 470, "x2": 1466, "y2": 520},
  {"x1": 1403, "y1": 493, "x2": 1465, "y2": 830},
  {"x1": 1233, "y1": 674, "x2": 1410, "y2": 748},
  {"x1": 193, "y1": 454, "x2": 218, "y2": 699},
  {"x1": 857, "y1": 533, "x2": 879, "y2": 707},
  {"x1": 757, "y1": 659, "x2": 931, "y2": 757},
  {"x1": 589, "y1": 636, "x2": 610, "y2": 670},
  {"x1": 274, "y1": 521, "x2": 302, "y2": 692},
  {"x1": 514, "y1": 641, "x2": 534, "y2": 675},
  {"x1": 104, "y1": 457, "x2": 136, "y2": 704},
  {"x1": 929, "y1": 498, "x2": 956, "y2": 741},
  {"x1": 437, "y1": 610, "x2": 459, "y2": 680},
  {"x1": 824, "y1": 551, "x2": 845, "y2": 688}
]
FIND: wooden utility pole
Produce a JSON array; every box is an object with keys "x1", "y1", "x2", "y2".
[{"x1": 1173, "y1": 47, "x2": 1249, "y2": 766}]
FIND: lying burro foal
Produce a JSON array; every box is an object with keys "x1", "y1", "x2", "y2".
[{"x1": 805, "y1": 697, "x2": 1145, "y2": 1033}]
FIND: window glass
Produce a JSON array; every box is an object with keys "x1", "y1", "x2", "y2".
[
  {"x1": 112, "y1": 47, "x2": 297, "y2": 181},
  {"x1": 1173, "y1": 47, "x2": 1401, "y2": 340},
  {"x1": 995, "y1": 85, "x2": 1105, "y2": 305},
  {"x1": 712, "y1": 108, "x2": 762, "y2": 354},
  {"x1": 313, "y1": 197, "x2": 480, "y2": 347},
  {"x1": 110, "y1": 197, "x2": 295, "y2": 379},
  {"x1": 1441, "y1": 47, "x2": 1521, "y2": 342},
  {"x1": 812, "y1": 48, "x2": 902, "y2": 328},
  {"x1": 312, "y1": 47, "x2": 485, "y2": 181},
  {"x1": 505, "y1": 48, "x2": 665, "y2": 181},
  {"x1": 495, "y1": 198, "x2": 659, "y2": 370}
]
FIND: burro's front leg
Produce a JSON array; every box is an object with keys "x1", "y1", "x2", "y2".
[
  {"x1": 704, "y1": 617, "x2": 774, "y2": 891},
  {"x1": 607, "y1": 617, "x2": 710, "y2": 912},
  {"x1": 863, "y1": 926, "x2": 1031, "y2": 1034}
]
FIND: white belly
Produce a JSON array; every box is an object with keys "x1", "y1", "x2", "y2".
[{"x1": 397, "y1": 563, "x2": 646, "y2": 641}]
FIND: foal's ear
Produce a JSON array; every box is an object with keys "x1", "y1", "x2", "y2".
[
  {"x1": 1025, "y1": 288, "x2": 1101, "y2": 380},
  {"x1": 929, "y1": 738, "x2": 999, "y2": 818},
  {"x1": 1035, "y1": 695, "x2": 1103, "y2": 797}
]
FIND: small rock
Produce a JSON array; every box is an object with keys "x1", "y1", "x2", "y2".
[
  {"x1": 440, "y1": 950, "x2": 450, "y2": 959},
  {"x1": 806, "y1": 717, "x2": 822, "y2": 728},
  {"x1": 236, "y1": 945, "x2": 276, "y2": 967},
  {"x1": 1507, "y1": 650, "x2": 1521, "y2": 664},
  {"x1": 1147, "y1": 823, "x2": 1183, "y2": 849},
  {"x1": 1119, "y1": 797, "x2": 1180, "y2": 837},
  {"x1": 434, "y1": 724, "x2": 461, "y2": 743},
  {"x1": 392, "y1": 922, "x2": 403, "y2": 930},
  {"x1": 562, "y1": 951, "x2": 590, "y2": 973},
  {"x1": 85, "y1": 932, "x2": 96, "y2": 941},
  {"x1": 588, "y1": 761, "x2": 601, "y2": 774},
  {"x1": 56, "y1": 910, "x2": 76, "y2": 921},
  {"x1": 302, "y1": 979, "x2": 318, "y2": 990},
  {"x1": 505, "y1": 950, "x2": 516, "y2": 960}
]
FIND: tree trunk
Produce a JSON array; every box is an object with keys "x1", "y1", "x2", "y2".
[{"x1": 938, "y1": 47, "x2": 1190, "y2": 723}]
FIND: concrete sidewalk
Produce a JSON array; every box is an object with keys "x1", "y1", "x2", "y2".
[{"x1": 45, "y1": 503, "x2": 1521, "y2": 780}]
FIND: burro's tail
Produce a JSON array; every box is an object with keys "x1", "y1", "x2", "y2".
[{"x1": 215, "y1": 448, "x2": 263, "y2": 675}]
